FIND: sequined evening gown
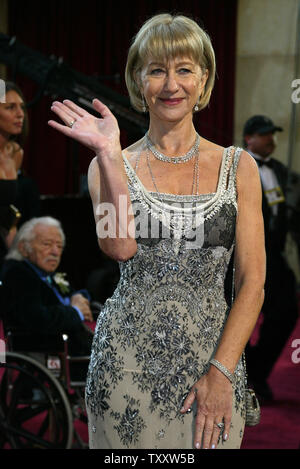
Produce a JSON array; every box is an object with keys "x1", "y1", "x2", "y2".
[{"x1": 85, "y1": 146, "x2": 247, "y2": 449}]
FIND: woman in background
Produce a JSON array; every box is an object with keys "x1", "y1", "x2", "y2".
[
  {"x1": 0, "y1": 81, "x2": 40, "y2": 229},
  {"x1": 0, "y1": 81, "x2": 27, "y2": 265},
  {"x1": 0, "y1": 81, "x2": 27, "y2": 180}
]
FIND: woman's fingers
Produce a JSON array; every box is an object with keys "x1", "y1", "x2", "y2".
[
  {"x1": 223, "y1": 414, "x2": 231, "y2": 442},
  {"x1": 51, "y1": 101, "x2": 78, "y2": 127},
  {"x1": 210, "y1": 418, "x2": 224, "y2": 449},
  {"x1": 209, "y1": 415, "x2": 230, "y2": 449},
  {"x1": 50, "y1": 99, "x2": 114, "y2": 131},
  {"x1": 180, "y1": 387, "x2": 197, "y2": 414},
  {"x1": 194, "y1": 411, "x2": 206, "y2": 449},
  {"x1": 50, "y1": 98, "x2": 114, "y2": 129},
  {"x1": 183, "y1": 375, "x2": 232, "y2": 449},
  {"x1": 62, "y1": 98, "x2": 113, "y2": 121},
  {"x1": 92, "y1": 98, "x2": 114, "y2": 119},
  {"x1": 62, "y1": 99, "x2": 89, "y2": 117},
  {"x1": 200, "y1": 417, "x2": 215, "y2": 449},
  {"x1": 47, "y1": 119, "x2": 73, "y2": 137}
]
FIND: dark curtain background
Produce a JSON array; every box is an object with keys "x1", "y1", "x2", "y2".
[
  {"x1": 7, "y1": 0, "x2": 237, "y2": 196},
  {"x1": 5, "y1": 0, "x2": 237, "y2": 289}
]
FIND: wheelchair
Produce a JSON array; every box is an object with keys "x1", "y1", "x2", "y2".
[{"x1": 0, "y1": 319, "x2": 94, "y2": 449}]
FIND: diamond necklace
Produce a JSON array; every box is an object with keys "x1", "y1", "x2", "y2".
[
  {"x1": 145, "y1": 132, "x2": 200, "y2": 164},
  {"x1": 146, "y1": 148, "x2": 200, "y2": 196},
  {"x1": 145, "y1": 147, "x2": 201, "y2": 237}
]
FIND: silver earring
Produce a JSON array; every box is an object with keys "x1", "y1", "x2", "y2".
[
  {"x1": 194, "y1": 95, "x2": 202, "y2": 112},
  {"x1": 142, "y1": 96, "x2": 147, "y2": 113}
]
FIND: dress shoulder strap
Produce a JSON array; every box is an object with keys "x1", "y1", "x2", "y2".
[{"x1": 226, "y1": 146, "x2": 243, "y2": 195}]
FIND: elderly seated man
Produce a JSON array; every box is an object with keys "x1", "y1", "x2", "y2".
[{"x1": 0, "y1": 216, "x2": 94, "y2": 376}]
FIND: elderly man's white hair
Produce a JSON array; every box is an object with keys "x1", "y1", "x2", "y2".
[{"x1": 6, "y1": 216, "x2": 66, "y2": 261}]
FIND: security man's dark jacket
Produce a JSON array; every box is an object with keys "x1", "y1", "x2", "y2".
[{"x1": 258, "y1": 158, "x2": 289, "y2": 254}]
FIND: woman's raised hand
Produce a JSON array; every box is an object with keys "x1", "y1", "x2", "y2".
[{"x1": 48, "y1": 99, "x2": 121, "y2": 159}]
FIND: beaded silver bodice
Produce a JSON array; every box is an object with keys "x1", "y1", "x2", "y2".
[{"x1": 86, "y1": 146, "x2": 246, "y2": 444}]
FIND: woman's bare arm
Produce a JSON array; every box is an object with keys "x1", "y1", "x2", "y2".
[
  {"x1": 211, "y1": 150, "x2": 266, "y2": 372},
  {"x1": 181, "y1": 150, "x2": 266, "y2": 449},
  {"x1": 88, "y1": 156, "x2": 137, "y2": 261}
]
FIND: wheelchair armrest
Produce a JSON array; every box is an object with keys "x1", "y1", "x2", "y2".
[
  {"x1": 6, "y1": 328, "x2": 67, "y2": 354},
  {"x1": 67, "y1": 355, "x2": 90, "y2": 362}
]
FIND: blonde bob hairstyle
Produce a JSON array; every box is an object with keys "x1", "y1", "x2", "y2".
[{"x1": 125, "y1": 13, "x2": 216, "y2": 113}]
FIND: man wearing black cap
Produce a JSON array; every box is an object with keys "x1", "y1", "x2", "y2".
[{"x1": 243, "y1": 115, "x2": 298, "y2": 400}]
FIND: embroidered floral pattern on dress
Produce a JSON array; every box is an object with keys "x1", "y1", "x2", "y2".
[
  {"x1": 110, "y1": 395, "x2": 146, "y2": 446},
  {"x1": 85, "y1": 147, "x2": 246, "y2": 448}
]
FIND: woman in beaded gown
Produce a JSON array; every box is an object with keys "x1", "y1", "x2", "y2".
[{"x1": 48, "y1": 14, "x2": 266, "y2": 449}]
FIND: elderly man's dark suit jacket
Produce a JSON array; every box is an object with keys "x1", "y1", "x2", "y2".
[{"x1": 0, "y1": 259, "x2": 93, "y2": 356}]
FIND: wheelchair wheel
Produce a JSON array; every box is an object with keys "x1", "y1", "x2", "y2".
[{"x1": 0, "y1": 351, "x2": 73, "y2": 449}]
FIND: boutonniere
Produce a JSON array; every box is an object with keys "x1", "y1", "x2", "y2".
[{"x1": 53, "y1": 272, "x2": 70, "y2": 295}]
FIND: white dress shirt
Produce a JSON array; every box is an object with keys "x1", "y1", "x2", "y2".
[{"x1": 249, "y1": 151, "x2": 284, "y2": 216}]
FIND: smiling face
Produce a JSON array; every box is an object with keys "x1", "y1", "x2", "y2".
[
  {"x1": 0, "y1": 90, "x2": 25, "y2": 139},
  {"x1": 125, "y1": 14, "x2": 215, "y2": 115},
  {"x1": 140, "y1": 57, "x2": 208, "y2": 123}
]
